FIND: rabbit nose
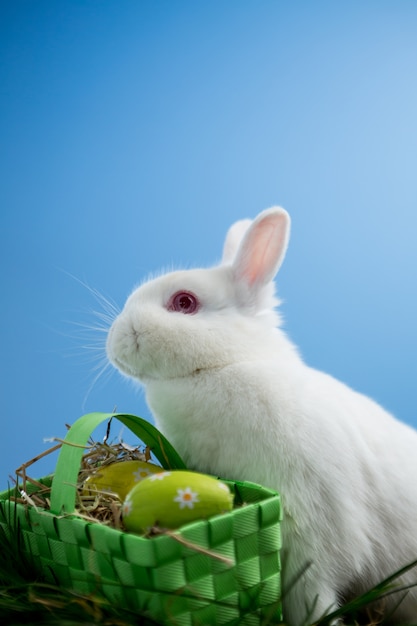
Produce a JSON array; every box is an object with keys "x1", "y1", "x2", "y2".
[{"x1": 129, "y1": 321, "x2": 141, "y2": 347}]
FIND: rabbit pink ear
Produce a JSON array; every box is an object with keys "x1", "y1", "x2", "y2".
[{"x1": 232, "y1": 208, "x2": 290, "y2": 289}]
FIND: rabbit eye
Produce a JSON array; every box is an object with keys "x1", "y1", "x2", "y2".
[{"x1": 167, "y1": 291, "x2": 200, "y2": 315}]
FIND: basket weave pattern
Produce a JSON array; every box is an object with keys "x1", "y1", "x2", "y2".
[{"x1": 0, "y1": 413, "x2": 282, "y2": 625}]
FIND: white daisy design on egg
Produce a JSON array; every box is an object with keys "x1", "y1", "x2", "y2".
[
  {"x1": 149, "y1": 471, "x2": 171, "y2": 481},
  {"x1": 133, "y1": 467, "x2": 157, "y2": 482},
  {"x1": 174, "y1": 486, "x2": 200, "y2": 509}
]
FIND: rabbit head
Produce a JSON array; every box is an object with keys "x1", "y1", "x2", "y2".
[{"x1": 106, "y1": 207, "x2": 291, "y2": 384}]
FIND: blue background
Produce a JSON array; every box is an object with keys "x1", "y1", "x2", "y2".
[{"x1": 1, "y1": 1, "x2": 417, "y2": 485}]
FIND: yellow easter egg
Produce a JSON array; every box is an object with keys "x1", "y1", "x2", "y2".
[
  {"x1": 122, "y1": 470, "x2": 234, "y2": 533},
  {"x1": 83, "y1": 460, "x2": 163, "y2": 501}
]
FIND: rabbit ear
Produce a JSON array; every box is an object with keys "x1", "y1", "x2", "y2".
[
  {"x1": 232, "y1": 207, "x2": 290, "y2": 290},
  {"x1": 222, "y1": 219, "x2": 252, "y2": 264}
]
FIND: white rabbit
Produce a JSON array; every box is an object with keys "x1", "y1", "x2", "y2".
[{"x1": 106, "y1": 207, "x2": 417, "y2": 625}]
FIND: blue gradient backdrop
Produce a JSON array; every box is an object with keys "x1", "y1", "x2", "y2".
[{"x1": 1, "y1": 1, "x2": 417, "y2": 483}]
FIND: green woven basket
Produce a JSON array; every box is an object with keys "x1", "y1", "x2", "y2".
[{"x1": 0, "y1": 412, "x2": 282, "y2": 625}]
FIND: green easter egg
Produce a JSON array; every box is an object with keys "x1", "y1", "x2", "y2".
[
  {"x1": 122, "y1": 470, "x2": 234, "y2": 532},
  {"x1": 83, "y1": 460, "x2": 163, "y2": 501}
]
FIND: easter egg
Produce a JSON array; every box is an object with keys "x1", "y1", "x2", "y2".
[
  {"x1": 122, "y1": 470, "x2": 234, "y2": 532},
  {"x1": 83, "y1": 460, "x2": 163, "y2": 501}
]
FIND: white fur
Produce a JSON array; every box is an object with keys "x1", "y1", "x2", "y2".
[{"x1": 107, "y1": 207, "x2": 417, "y2": 625}]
